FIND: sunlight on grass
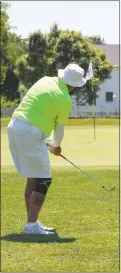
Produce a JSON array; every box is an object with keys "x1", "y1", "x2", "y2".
[
  {"x1": 1, "y1": 168, "x2": 119, "y2": 272},
  {"x1": 1, "y1": 126, "x2": 119, "y2": 167},
  {"x1": 1, "y1": 119, "x2": 119, "y2": 272}
]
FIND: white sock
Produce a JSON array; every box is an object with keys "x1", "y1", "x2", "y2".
[{"x1": 27, "y1": 222, "x2": 37, "y2": 227}]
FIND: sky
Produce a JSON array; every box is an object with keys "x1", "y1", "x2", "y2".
[{"x1": 6, "y1": 1, "x2": 119, "y2": 44}]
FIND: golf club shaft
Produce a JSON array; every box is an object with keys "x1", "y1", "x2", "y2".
[
  {"x1": 60, "y1": 154, "x2": 116, "y2": 191},
  {"x1": 47, "y1": 143, "x2": 115, "y2": 191},
  {"x1": 60, "y1": 154, "x2": 103, "y2": 187},
  {"x1": 47, "y1": 143, "x2": 101, "y2": 186}
]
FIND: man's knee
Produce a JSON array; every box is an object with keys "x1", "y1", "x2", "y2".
[{"x1": 35, "y1": 178, "x2": 52, "y2": 195}]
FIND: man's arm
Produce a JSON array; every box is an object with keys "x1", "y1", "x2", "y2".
[
  {"x1": 50, "y1": 100, "x2": 71, "y2": 155},
  {"x1": 53, "y1": 124, "x2": 64, "y2": 147},
  {"x1": 48, "y1": 124, "x2": 64, "y2": 156}
]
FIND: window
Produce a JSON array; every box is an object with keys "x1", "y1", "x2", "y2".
[{"x1": 106, "y1": 92, "x2": 113, "y2": 102}]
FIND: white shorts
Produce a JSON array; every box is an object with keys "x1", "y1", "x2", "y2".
[{"x1": 7, "y1": 118, "x2": 51, "y2": 178}]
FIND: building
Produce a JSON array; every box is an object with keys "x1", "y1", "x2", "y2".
[{"x1": 70, "y1": 44, "x2": 120, "y2": 117}]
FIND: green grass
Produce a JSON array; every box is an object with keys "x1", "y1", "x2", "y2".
[
  {"x1": 1, "y1": 167, "x2": 119, "y2": 272},
  {"x1": 1, "y1": 120, "x2": 119, "y2": 271},
  {"x1": 1, "y1": 117, "x2": 119, "y2": 127},
  {"x1": 1, "y1": 126, "x2": 119, "y2": 167}
]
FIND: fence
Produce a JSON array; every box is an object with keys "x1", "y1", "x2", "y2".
[
  {"x1": 1, "y1": 107, "x2": 120, "y2": 118},
  {"x1": 69, "y1": 111, "x2": 120, "y2": 118}
]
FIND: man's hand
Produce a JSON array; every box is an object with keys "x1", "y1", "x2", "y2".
[
  {"x1": 51, "y1": 146, "x2": 61, "y2": 156},
  {"x1": 47, "y1": 142, "x2": 61, "y2": 156},
  {"x1": 48, "y1": 144, "x2": 61, "y2": 156}
]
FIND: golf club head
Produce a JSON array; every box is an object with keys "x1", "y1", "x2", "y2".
[{"x1": 102, "y1": 185, "x2": 116, "y2": 191}]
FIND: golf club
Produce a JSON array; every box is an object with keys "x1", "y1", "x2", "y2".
[{"x1": 47, "y1": 143, "x2": 116, "y2": 191}]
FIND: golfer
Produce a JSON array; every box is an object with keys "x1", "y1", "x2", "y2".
[{"x1": 7, "y1": 63, "x2": 91, "y2": 235}]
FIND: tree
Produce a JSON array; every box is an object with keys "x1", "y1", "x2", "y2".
[
  {"x1": 2, "y1": 70, "x2": 19, "y2": 100},
  {"x1": 45, "y1": 23, "x2": 61, "y2": 75},
  {"x1": 1, "y1": 2, "x2": 10, "y2": 84},
  {"x1": 1, "y1": 95, "x2": 19, "y2": 117},
  {"x1": 1, "y1": 2, "x2": 29, "y2": 100},
  {"x1": 88, "y1": 35, "x2": 106, "y2": 44},
  {"x1": 14, "y1": 25, "x2": 113, "y2": 105},
  {"x1": 53, "y1": 29, "x2": 112, "y2": 104},
  {"x1": 28, "y1": 31, "x2": 47, "y2": 83},
  {"x1": 14, "y1": 31, "x2": 48, "y2": 89}
]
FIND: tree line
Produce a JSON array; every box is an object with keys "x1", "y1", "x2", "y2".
[{"x1": 1, "y1": 2, "x2": 113, "y2": 110}]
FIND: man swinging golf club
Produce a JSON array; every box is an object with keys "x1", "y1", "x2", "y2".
[{"x1": 7, "y1": 63, "x2": 93, "y2": 235}]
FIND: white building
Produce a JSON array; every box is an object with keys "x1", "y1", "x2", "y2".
[{"x1": 71, "y1": 44, "x2": 120, "y2": 117}]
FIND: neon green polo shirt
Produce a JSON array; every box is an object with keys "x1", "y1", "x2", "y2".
[{"x1": 13, "y1": 76, "x2": 72, "y2": 137}]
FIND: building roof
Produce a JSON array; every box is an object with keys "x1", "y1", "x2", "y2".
[{"x1": 95, "y1": 44, "x2": 120, "y2": 66}]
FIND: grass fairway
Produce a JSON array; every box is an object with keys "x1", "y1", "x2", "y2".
[
  {"x1": 1, "y1": 119, "x2": 119, "y2": 272},
  {"x1": 1, "y1": 117, "x2": 119, "y2": 127},
  {"x1": 1, "y1": 126, "x2": 119, "y2": 168},
  {"x1": 1, "y1": 168, "x2": 119, "y2": 272}
]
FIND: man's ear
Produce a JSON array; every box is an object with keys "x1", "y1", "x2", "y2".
[{"x1": 66, "y1": 85, "x2": 74, "y2": 92}]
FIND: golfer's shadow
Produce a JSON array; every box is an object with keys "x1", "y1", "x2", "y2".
[{"x1": 1, "y1": 233, "x2": 76, "y2": 244}]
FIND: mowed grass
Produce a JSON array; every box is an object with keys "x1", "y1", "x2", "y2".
[
  {"x1": 1, "y1": 118, "x2": 119, "y2": 272},
  {"x1": 1, "y1": 125, "x2": 119, "y2": 168},
  {"x1": 1, "y1": 167, "x2": 119, "y2": 272},
  {"x1": 1, "y1": 117, "x2": 119, "y2": 127}
]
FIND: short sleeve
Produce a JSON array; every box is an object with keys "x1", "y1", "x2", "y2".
[{"x1": 56, "y1": 100, "x2": 72, "y2": 125}]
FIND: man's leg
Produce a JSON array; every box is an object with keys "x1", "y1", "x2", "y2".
[
  {"x1": 27, "y1": 178, "x2": 51, "y2": 223},
  {"x1": 28, "y1": 192, "x2": 45, "y2": 222},
  {"x1": 23, "y1": 178, "x2": 55, "y2": 235},
  {"x1": 24, "y1": 178, "x2": 37, "y2": 220}
]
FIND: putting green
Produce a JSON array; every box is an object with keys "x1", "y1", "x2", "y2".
[{"x1": 1, "y1": 126, "x2": 119, "y2": 169}]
